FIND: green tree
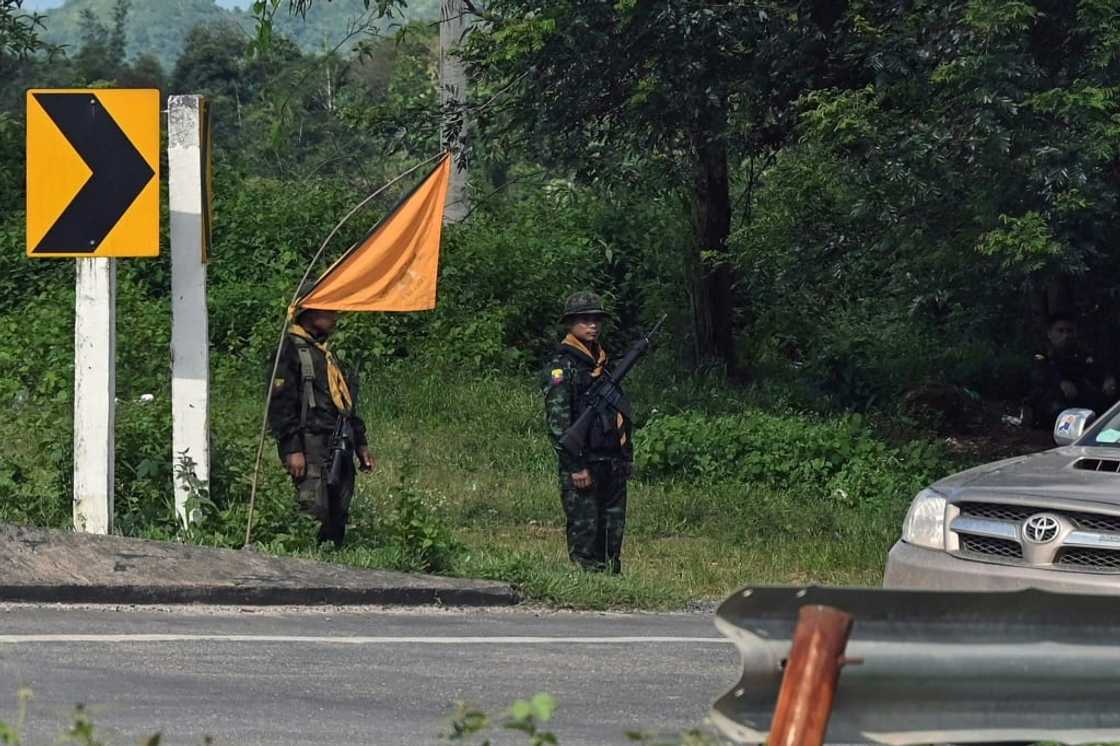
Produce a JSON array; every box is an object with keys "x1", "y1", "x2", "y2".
[
  {"x1": 339, "y1": 23, "x2": 440, "y2": 159},
  {"x1": 0, "y1": 0, "x2": 48, "y2": 60},
  {"x1": 735, "y1": 0, "x2": 1120, "y2": 403},
  {"x1": 172, "y1": 24, "x2": 251, "y2": 123},
  {"x1": 108, "y1": 0, "x2": 129, "y2": 63},
  {"x1": 36, "y1": 0, "x2": 235, "y2": 71},
  {"x1": 249, "y1": 0, "x2": 405, "y2": 55},
  {"x1": 117, "y1": 51, "x2": 164, "y2": 92},
  {"x1": 458, "y1": 1, "x2": 856, "y2": 374},
  {"x1": 825, "y1": 4, "x2": 1120, "y2": 308},
  {"x1": 73, "y1": 4, "x2": 120, "y2": 83}
]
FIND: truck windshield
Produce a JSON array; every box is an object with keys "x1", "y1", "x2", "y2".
[{"x1": 1089, "y1": 413, "x2": 1120, "y2": 446}]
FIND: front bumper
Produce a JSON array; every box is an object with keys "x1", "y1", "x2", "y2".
[{"x1": 883, "y1": 541, "x2": 1120, "y2": 595}]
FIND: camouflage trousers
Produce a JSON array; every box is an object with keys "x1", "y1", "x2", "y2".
[
  {"x1": 560, "y1": 460, "x2": 629, "y2": 574},
  {"x1": 293, "y1": 432, "x2": 355, "y2": 547}
]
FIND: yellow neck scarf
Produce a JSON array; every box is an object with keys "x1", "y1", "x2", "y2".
[
  {"x1": 562, "y1": 334, "x2": 607, "y2": 377},
  {"x1": 290, "y1": 324, "x2": 353, "y2": 414}
]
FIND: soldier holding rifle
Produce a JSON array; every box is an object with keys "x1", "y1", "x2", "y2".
[
  {"x1": 543, "y1": 291, "x2": 664, "y2": 574},
  {"x1": 268, "y1": 282, "x2": 374, "y2": 547}
]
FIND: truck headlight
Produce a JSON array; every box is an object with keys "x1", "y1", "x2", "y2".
[{"x1": 901, "y1": 488, "x2": 947, "y2": 550}]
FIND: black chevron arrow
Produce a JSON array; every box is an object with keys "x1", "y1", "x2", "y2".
[{"x1": 31, "y1": 92, "x2": 155, "y2": 255}]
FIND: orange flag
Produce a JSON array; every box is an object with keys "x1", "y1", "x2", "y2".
[{"x1": 299, "y1": 154, "x2": 451, "y2": 312}]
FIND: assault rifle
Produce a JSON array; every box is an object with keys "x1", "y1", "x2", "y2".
[
  {"x1": 557, "y1": 314, "x2": 667, "y2": 459},
  {"x1": 326, "y1": 414, "x2": 355, "y2": 490},
  {"x1": 326, "y1": 352, "x2": 365, "y2": 490}
]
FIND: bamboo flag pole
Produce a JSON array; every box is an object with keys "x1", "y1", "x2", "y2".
[{"x1": 244, "y1": 151, "x2": 449, "y2": 546}]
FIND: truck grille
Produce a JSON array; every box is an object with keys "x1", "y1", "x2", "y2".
[
  {"x1": 958, "y1": 502, "x2": 1034, "y2": 522},
  {"x1": 958, "y1": 502, "x2": 1120, "y2": 534},
  {"x1": 1057, "y1": 548, "x2": 1120, "y2": 571},
  {"x1": 954, "y1": 501, "x2": 1120, "y2": 572},
  {"x1": 958, "y1": 535, "x2": 1023, "y2": 560}
]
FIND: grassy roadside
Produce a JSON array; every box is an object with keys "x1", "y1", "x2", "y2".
[
  {"x1": 0, "y1": 358, "x2": 963, "y2": 611},
  {"x1": 274, "y1": 365, "x2": 945, "y2": 610}
]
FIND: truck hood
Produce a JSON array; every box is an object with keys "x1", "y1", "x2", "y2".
[{"x1": 932, "y1": 446, "x2": 1120, "y2": 508}]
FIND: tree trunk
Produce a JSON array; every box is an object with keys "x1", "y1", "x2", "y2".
[
  {"x1": 440, "y1": 0, "x2": 470, "y2": 223},
  {"x1": 688, "y1": 124, "x2": 738, "y2": 375}
]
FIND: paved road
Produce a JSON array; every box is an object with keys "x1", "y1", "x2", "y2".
[{"x1": 0, "y1": 604, "x2": 738, "y2": 745}]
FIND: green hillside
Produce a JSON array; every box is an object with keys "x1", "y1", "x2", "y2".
[
  {"x1": 39, "y1": 0, "x2": 236, "y2": 68},
  {"x1": 38, "y1": 0, "x2": 440, "y2": 70},
  {"x1": 272, "y1": 0, "x2": 441, "y2": 53}
]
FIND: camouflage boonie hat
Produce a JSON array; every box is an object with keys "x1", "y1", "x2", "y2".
[{"x1": 561, "y1": 291, "x2": 609, "y2": 321}]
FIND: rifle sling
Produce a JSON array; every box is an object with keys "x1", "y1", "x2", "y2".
[{"x1": 293, "y1": 338, "x2": 318, "y2": 429}]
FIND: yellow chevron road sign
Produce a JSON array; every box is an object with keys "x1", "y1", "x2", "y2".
[{"x1": 26, "y1": 88, "x2": 160, "y2": 258}]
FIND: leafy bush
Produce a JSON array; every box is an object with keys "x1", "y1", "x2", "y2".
[
  {"x1": 114, "y1": 398, "x2": 175, "y2": 537},
  {"x1": 377, "y1": 458, "x2": 461, "y2": 573},
  {"x1": 734, "y1": 141, "x2": 1035, "y2": 409},
  {"x1": 420, "y1": 191, "x2": 610, "y2": 369},
  {"x1": 639, "y1": 410, "x2": 954, "y2": 510},
  {"x1": 0, "y1": 404, "x2": 71, "y2": 529}
]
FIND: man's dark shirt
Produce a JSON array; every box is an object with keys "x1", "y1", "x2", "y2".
[
  {"x1": 1025, "y1": 346, "x2": 1104, "y2": 425},
  {"x1": 268, "y1": 332, "x2": 368, "y2": 459}
]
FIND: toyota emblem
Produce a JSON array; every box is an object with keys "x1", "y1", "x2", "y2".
[{"x1": 1023, "y1": 513, "x2": 1061, "y2": 544}]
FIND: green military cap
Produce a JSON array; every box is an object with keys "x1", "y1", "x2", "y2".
[{"x1": 561, "y1": 291, "x2": 609, "y2": 321}]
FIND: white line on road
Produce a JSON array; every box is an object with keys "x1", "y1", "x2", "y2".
[{"x1": 0, "y1": 634, "x2": 732, "y2": 645}]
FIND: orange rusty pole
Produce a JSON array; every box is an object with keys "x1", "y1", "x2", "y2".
[{"x1": 767, "y1": 605, "x2": 856, "y2": 746}]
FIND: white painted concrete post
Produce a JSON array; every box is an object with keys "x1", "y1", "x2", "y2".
[
  {"x1": 168, "y1": 95, "x2": 210, "y2": 527},
  {"x1": 73, "y1": 258, "x2": 116, "y2": 534},
  {"x1": 440, "y1": 0, "x2": 470, "y2": 223}
]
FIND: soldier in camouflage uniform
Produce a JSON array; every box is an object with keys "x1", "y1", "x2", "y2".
[
  {"x1": 268, "y1": 293, "x2": 374, "y2": 547},
  {"x1": 543, "y1": 291, "x2": 634, "y2": 573}
]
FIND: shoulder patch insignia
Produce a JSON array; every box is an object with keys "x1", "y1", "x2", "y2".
[
  {"x1": 1034, "y1": 354, "x2": 1046, "y2": 361},
  {"x1": 550, "y1": 368, "x2": 565, "y2": 385},
  {"x1": 273, "y1": 377, "x2": 285, "y2": 389}
]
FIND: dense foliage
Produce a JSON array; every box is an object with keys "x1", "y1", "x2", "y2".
[{"x1": 2, "y1": 0, "x2": 1114, "y2": 603}]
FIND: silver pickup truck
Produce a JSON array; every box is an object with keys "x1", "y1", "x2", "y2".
[{"x1": 884, "y1": 407, "x2": 1120, "y2": 594}]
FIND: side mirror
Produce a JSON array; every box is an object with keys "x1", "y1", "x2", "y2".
[{"x1": 1054, "y1": 408, "x2": 1096, "y2": 446}]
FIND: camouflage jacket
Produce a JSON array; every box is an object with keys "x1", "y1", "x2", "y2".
[
  {"x1": 542, "y1": 338, "x2": 633, "y2": 473},
  {"x1": 268, "y1": 332, "x2": 368, "y2": 460}
]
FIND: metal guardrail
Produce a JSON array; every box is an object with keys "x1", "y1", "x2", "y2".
[{"x1": 712, "y1": 586, "x2": 1120, "y2": 745}]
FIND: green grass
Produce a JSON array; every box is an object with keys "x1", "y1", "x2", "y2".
[
  {"x1": 271, "y1": 366, "x2": 920, "y2": 609},
  {"x1": 0, "y1": 360, "x2": 947, "y2": 611}
]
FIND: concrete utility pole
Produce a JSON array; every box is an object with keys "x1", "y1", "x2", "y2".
[
  {"x1": 168, "y1": 95, "x2": 211, "y2": 527},
  {"x1": 73, "y1": 258, "x2": 116, "y2": 534},
  {"x1": 440, "y1": 0, "x2": 470, "y2": 223}
]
